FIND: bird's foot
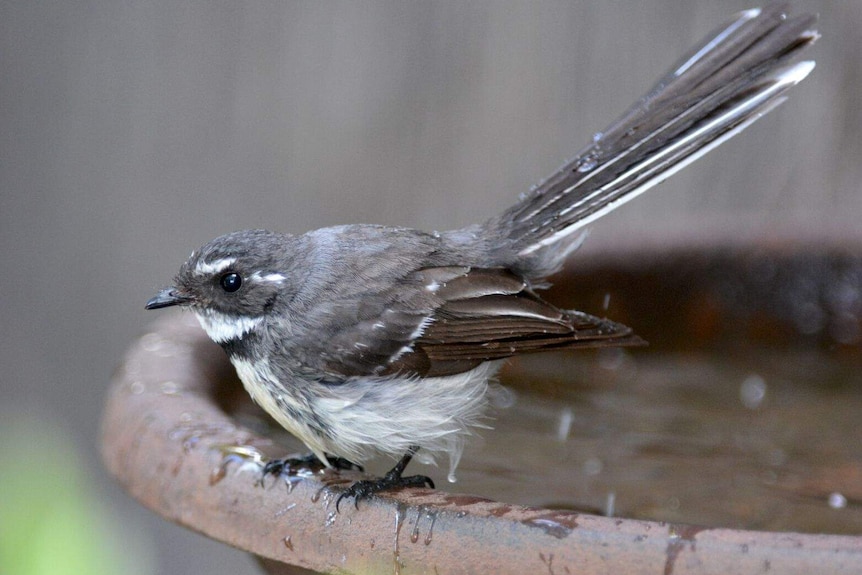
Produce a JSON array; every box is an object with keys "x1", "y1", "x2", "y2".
[
  {"x1": 261, "y1": 453, "x2": 363, "y2": 484},
  {"x1": 336, "y1": 470, "x2": 434, "y2": 511}
]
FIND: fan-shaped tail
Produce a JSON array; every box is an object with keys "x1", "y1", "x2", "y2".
[{"x1": 486, "y1": 3, "x2": 817, "y2": 278}]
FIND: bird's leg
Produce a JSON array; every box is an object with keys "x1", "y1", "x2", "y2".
[
  {"x1": 336, "y1": 445, "x2": 435, "y2": 511},
  {"x1": 261, "y1": 452, "x2": 363, "y2": 482}
]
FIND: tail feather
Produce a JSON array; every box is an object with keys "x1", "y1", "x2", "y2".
[{"x1": 486, "y1": 3, "x2": 817, "y2": 276}]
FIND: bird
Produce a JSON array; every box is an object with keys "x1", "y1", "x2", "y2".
[{"x1": 146, "y1": 3, "x2": 817, "y2": 509}]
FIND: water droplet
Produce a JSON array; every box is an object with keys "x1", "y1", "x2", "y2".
[
  {"x1": 393, "y1": 503, "x2": 406, "y2": 575},
  {"x1": 605, "y1": 492, "x2": 616, "y2": 517},
  {"x1": 602, "y1": 293, "x2": 611, "y2": 311},
  {"x1": 424, "y1": 511, "x2": 438, "y2": 545},
  {"x1": 740, "y1": 374, "x2": 767, "y2": 409},
  {"x1": 160, "y1": 380, "x2": 179, "y2": 395},
  {"x1": 284, "y1": 474, "x2": 304, "y2": 493},
  {"x1": 181, "y1": 434, "x2": 200, "y2": 453},
  {"x1": 598, "y1": 347, "x2": 626, "y2": 370},
  {"x1": 210, "y1": 452, "x2": 243, "y2": 484},
  {"x1": 793, "y1": 301, "x2": 825, "y2": 335},
  {"x1": 325, "y1": 511, "x2": 337, "y2": 527},
  {"x1": 592, "y1": 131, "x2": 603, "y2": 143},
  {"x1": 129, "y1": 381, "x2": 144, "y2": 395},
  {"x1": 583, "y1": 457, "x2": 603, "y2": 476},
  {"x1": 319, "y1": 488, "x2": 335, "y2": 508},
  {"x1": 210, "y1": 445, "x2": 266, "y2": 485},
  {"x1": 283, "y1": 536, "x2": 294, "y2": 550},
  {"x1": 527, "y1": 518, "x2": 572, "y2": 539},
  {"x1": 575, "y1": 154, "x2": 598, "y2": 173},
  {"x1": 140, "y1": 332, "x2": 164, "y2": 352},
  {"x1": 487, "y1": 383, "x2": 516, "y2": 409},
  {"x1": 556, "y1": 407, "x2": 574, "y2": 442},
  {"x1": 828, "y1": 492, "x2": 847, "y2": 509},
  {"x1": 274, "y1": 503, "x2": 296, "y2": 518},
  {"x1": 210, "y1": 459, "x2": 230, "y2": 485},
  {"x1": 409, "y1": 506, "x2": 432, "y2": 544}
]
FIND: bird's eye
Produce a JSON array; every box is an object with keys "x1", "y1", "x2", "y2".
[{"x1": 219, "y1": 272, "x2": 242, "y2": 293}]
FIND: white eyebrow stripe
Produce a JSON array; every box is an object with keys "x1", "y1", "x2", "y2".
[
  {"x1": 195, "y1": 258, "x2": 236, "y2": 275},
  {"x1": 251, "y1": 272, "x2": 287, "y2": 283}
]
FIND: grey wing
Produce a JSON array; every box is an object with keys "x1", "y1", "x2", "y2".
[
  {"x1": 317, "y1": 265, "x2": 469, "y2": 377},
  {"x1": 321, "y1": 266, "x2": 642, "y2": 379}
]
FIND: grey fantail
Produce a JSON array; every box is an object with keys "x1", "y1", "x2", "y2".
[{"x1": 146, "y1": 4, "x2": 817, "y2": 507}]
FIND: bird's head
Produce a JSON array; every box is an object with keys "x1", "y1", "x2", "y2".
[{"x1": 146, "y1": 229, "x2": 290, "y2": 343}]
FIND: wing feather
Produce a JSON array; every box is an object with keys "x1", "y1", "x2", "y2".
[
  {"x1": 398, "y1": 268, "x2": 642, "y2": 376},
  {"x1": 318, "y1": 266, "x2": 641, "y2": 379}
]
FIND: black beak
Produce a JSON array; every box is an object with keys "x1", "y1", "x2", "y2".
[{"x1": 145, "y1": 287, "x2": 192, "y2": 310}]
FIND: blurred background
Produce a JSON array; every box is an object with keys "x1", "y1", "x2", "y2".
[{"x1": 1, "y1": 1, "x2": 857, "y2": 573}]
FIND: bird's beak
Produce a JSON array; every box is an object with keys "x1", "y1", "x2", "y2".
[{"x1": 145, "y1": 287, "x2": 193, "y2": 310}]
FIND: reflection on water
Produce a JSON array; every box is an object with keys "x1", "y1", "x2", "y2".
[{"x1": 450, "y1": 348, "x2": 862, "y2": 534}]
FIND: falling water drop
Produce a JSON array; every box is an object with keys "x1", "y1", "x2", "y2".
[
  {"x1": 829, "y1": 492, "x2": 847, "y2": 509},
  {"x1": 424, "y1": 511, "x2": 438, "y2": 545},
  {"x1": 393, "y1": 503, "x2": 407, "y2": 575}
]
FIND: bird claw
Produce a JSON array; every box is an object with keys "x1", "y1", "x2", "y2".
[
  {"x1": 260, "y1": 453, "x2": 363, "y2": 485},
  {"x1": 336, "y1": 473, "x2": 434, "y2": 512}
]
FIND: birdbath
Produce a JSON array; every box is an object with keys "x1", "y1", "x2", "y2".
[{"x1": 102, "y1": 245, "x2": 862, "y2": 574}]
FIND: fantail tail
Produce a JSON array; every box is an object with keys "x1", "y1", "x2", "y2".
[{"x1": 485, "y1": 2, "x2": 818, "y2": 277}]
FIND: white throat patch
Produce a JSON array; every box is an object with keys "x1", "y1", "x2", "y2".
[{"x1": 195, "y1": 309, "x2": 263, "y2": 343}]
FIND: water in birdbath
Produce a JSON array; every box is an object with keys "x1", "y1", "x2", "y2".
[{"x1": 450, "y1": 348, "x2": 862, "y2": 534}]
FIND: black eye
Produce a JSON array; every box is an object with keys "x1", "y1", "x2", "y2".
[{"x1": 219, "y1": 272, "x2": 242, "y2": 293}]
